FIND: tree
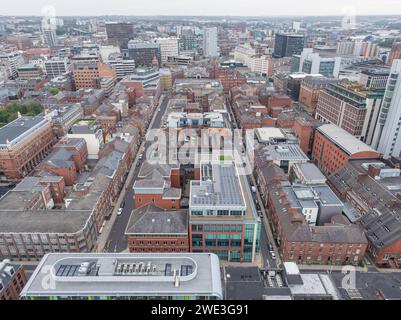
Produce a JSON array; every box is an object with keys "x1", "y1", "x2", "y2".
[{"x1": 48, "y1": 87, "x2": 59, "y2": 96}]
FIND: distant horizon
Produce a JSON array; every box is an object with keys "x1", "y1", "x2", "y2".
[
  {"x1": 1, "y1": 14, "x2": 401, "y2": 18},
  {"x1": 1, "y1": 0, "x2": 401, "y2": 18}
]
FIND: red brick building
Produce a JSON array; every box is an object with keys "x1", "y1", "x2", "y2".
[
  {"x1": 0, "y1": 116, "x2": 55, "y2": 183},
  {"x1": 125, "y1": 204, "x2": 189, "y2": 253},
  {"x1": 293, "y1": 117, "x2": 313, "y2": 155},
  {"x1": 53, "y1": 138, "x2": 88, "y2": 172},
  {"x1": 299, "y1": 77, "x2": 342, "y2": 114},
  {"x1": 211, "y1": 68, "x2": 247, "y2": 94},
  {"x1": 387, "y1": 42, "x2": 401, "y2": 66},
  {"x1": 254, "y1": 161, "x2": 368, "y2": 266},
  {"x1": 263, "y1": 94, "x2": 293, "y2": 118},
  {"x1": 37, "y1": 138, "x2": 88, "y2": 186},
  {"x1": 73, "y1": 62, "x2": 116, "y2": 90},
  {"x1": 0, "y1": 260, "x2": 27, "y2": 300},
  {"x1": 313, "y1": 124, "x2": 381, "y2": 176},
  {"x1": 328, "y1": 159, "x2": 401, "y2": 268}
]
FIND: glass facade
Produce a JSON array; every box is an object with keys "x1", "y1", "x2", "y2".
[{"x1": 190, "y1": 222, "x2": 260, "y2": 262}]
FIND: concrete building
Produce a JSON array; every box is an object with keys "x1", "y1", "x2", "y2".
[
  {"x1": 44, "y1": 58, "x2": 70, "y2": 80},
  {"x1": 337, "y1": 40, "x2": 380, "y2": 58},
  {"x1": 0, "y1": 51, "x2": 24, "y2": 79},
  {"x1": 42, "y1": 29, "x2": 58, "y2": 48},
  {"x1": 167, "y1": 112, "x2": 225, "y2": 129},
  {"x1": 0, "y1": 260, "x2": 27, "y2": 300},
  {"x1": 123, "y1": 42, "x2": 161, "y2": 67},
  {"x1": 108, "y1": 58, "x2": 136, "y2": 80},
  {"x1": 17, "y1": 64, "x2": 44, "y2": 80},
  {"x1": 189, "y1": 162, "x2": 261, "y2": 263},
  {"x1": 371, "y1": 60, "x2": 401, "y2": 159},
  {"x1": 234, "y1": 44, "x2": 271, "y2": 75},
  {"x1": 359, "y1": 68, "x2": 390, "y2": 90},
  {"x1": 0, "y1": 115, "x2": 55, "y2": 183},
  {"x1": 154, "y1": 38, "x2": 179, "y2": 64},
  {"x1": 312, "y1": 124, "x2": 381, "y2": 176},
  {"x1": 224, "y1": 264, "x2": 341, "y2": 300},
  {"x1": 292, "y1": 49, "x2": 341, "y2": 77},
  {"x1": 316, "y1": 82, "x2": 385, "y2": 143},
  {"x1": 67, "y1": 121, "x2": 104, "y2": 160},
  {"x1": 203, "y1": 27, "x2": 219, "y2": 58},
  {"x1": 105, "y1": 22, "x2": 134, "y2": 48},
  {"x1": 179, "y1": 34, "x2": 198, "y2": 53},
  {"x1": 20, "y1": 253, "x2": 223, "y2": 300},
  {"x1": 274, "y1": 34, "x2": 305, "y2": 58}
]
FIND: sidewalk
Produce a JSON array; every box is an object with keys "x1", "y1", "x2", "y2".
[{"x1": 297, "y1": 264, "x2": 368, "y2": 273}]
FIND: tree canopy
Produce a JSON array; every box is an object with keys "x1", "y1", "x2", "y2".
[{"x1": 0, "y1": 101, "x2": 43, "y2": 127}]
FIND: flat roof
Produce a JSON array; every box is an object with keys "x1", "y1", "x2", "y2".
[
  {"x1": 293, "y1": 163, "x2": 327, "y2": 182},
  {"x1": 317, "y1": 124, "x2": 378, "y2": 156},
  {"x1": 255, "y1": 127, "x2": 285, "y2": 143},
  {"x1": 20, "y1": 253, "x2": 223, "y2": 299},
  {"x1": 263, "y1": 144, "x2": 309, "y2": 161},
  {"x1": 190, "y1": 162, "x2": 246, "y2": 208}
]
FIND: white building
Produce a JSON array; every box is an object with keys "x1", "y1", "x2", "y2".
[
  {"x1": 108, "y1": 58, "x2": 136, "y2": 80},
  {"x1": 234, "y1": 44, "x2": 270, "y2": 75},
  {"x1": 203, "y1": 27, "x2": 219, "y2": 58},
  {"x1": 154, "y1": 38, "x2": 179, "y2": 64},
  {"x1": 43, "y1": 29, "x2": 58, "y2": 47},
  {"x1": 67, "y1": 121, "x2": 104, "y2": 159},
  {"x1": 372, "y1": 59, "x2": 401, "y2": 159},
  {"x1": 294, "y1": 49, "x2": 341, "y2": 77},
  {"x1": 0, "y1": 51, "x2": 24, "y2": 79}
]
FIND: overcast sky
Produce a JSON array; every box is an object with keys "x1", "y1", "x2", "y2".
[{"x1": 1, "y1": 0, "x2": 401, "y2": 17}]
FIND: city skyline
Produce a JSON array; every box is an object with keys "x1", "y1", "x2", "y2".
[{"x1": 1, "y1": 0, "x2": 401, "y2": 17}]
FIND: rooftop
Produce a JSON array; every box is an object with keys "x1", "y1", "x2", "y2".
[
  {"x1": 258, "y1": 144, "x2": 309, "y2": 162},
  {"x1": 190, "y1": 162, "x2": 246, "y2": 208},
  {"x1": 125, "y1": 204, "x2": 188, "y2": 235},
  {"x1": 0, "y1": 115, "x2": 48, "y2": 146},
  {"x1": 317, "y1": 124, "x2": 378, "y2": 156},
  {"x1": 20, "y1": 253, "x2": 222, "y2": 299}
]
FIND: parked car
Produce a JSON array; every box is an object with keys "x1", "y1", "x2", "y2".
[
  {"x1": 117, "y1": 208, "x2": 123, "y2": 216},
  {"x1": 270, "y1": 251, "x2": 276, "y2": 260},
  {"x1": 268, "y1": 242, "x2": 274, "y2": 251}
]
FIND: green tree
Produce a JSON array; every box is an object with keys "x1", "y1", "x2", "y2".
[{"x1": 48, "y1": 87, "x2": 59, "y2": 96}]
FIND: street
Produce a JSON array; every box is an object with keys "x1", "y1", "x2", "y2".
[
  {"x1": 104, "y1": 94, "x2": 170, "y2": 253},
  {"x1": 225, "y1": 96, "x2": 279, "y2": 270}
]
